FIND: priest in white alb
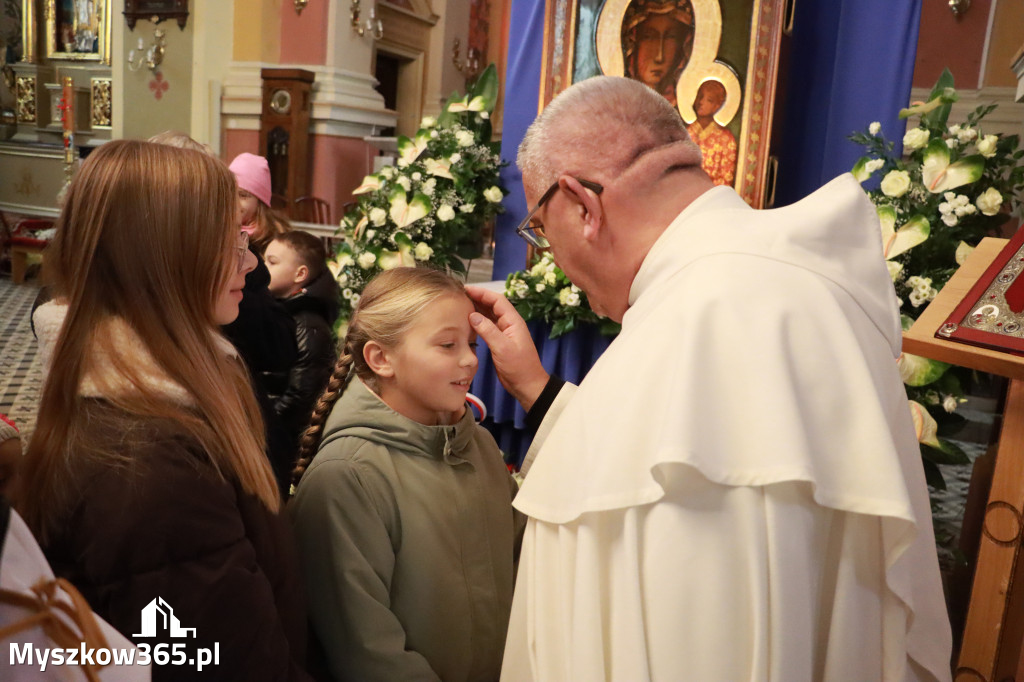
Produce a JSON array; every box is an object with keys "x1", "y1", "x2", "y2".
[{"x1": 468, "y1": 76, "x2": 952, "y2": 681}]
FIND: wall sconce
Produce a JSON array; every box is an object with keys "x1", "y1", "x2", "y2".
[
  {"x1": 294, "y1": 0, "x2": 309, "y2": 14},
  {"x1": 351, "y1": 0, "x2": 383, "y2": 39},
  {"x1": 452, "y1": 38, "x2": 482, "y2": 80},
  {"x1": 127, "y1": 28, "x2": 166, "y2": 72},
  {"x1": 948, "y1": 0, "x2": 971, "y2": 17}
]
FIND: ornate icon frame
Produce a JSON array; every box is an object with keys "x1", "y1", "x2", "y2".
[{"x1": 538, "y1": 0, "x2": 788, "y2": 208}]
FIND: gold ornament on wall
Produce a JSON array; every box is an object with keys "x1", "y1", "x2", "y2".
[
  {"x1": 295, "y1": 0, "x2": 309, "y2": 14},
  {"x1": 16, "y1": 75, "x2": 36, "y2": 123},
  {"x1": 90, "y1": 77, "x2": 112, "y2": 128}
]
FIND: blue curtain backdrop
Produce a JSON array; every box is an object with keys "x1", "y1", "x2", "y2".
[{"x1": 492, "y1": 0, "x2": 923, "y2": 277}]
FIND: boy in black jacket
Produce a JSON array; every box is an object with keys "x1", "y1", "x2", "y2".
[{"x1": 264, "y1": 231, "x2": 341, "y2": 447}]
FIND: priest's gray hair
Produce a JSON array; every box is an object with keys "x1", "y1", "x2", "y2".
[{"x1": 517, "y1": 76, "x2": 698, "y2": 195}]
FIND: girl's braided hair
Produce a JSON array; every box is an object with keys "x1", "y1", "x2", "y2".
[{"x1": 291, "y1": 267, "x2": 467, "y2": 486}]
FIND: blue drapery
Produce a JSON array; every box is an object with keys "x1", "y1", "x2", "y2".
[
  {"x1": 772, "y1": 0, "x2": 922, "y2": 206},
  {"x1": 490, "y1": 0, "x2": 546, "y2": 280}
]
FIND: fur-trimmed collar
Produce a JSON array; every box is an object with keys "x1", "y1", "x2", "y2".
[{"x1": 33, "y1": 300, "x2": 238, "y2": 402}]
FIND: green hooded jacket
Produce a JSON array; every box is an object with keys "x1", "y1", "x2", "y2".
[{"x1": 290, "y1": 378, "x2": 522, "y2": 682}]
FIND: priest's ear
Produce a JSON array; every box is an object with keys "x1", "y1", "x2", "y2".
[{"x1": 560, "y1": 176, "x2": 604, "y2": 242}]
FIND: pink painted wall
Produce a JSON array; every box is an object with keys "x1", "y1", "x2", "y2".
[
  {"x1": 309, "y1": 135, "x2": 379, "y2": 224},
  {"x1": 222, "y1": 129, "x2": 260, "y2": 165},
  {"x1": 281, "y1": 0, "x2": 329, "y2": 66},
  {"x1": 913, "y1": 0, "x2": 991, "y2": 89}
]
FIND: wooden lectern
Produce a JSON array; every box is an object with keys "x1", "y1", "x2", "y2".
[{"x1": 903, "y1": 237, "x2": 1024, "y2": 681}]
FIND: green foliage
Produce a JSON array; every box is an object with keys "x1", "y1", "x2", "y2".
[{"x1": 504, "y1": 250, "x2": 620, "y2": 339}]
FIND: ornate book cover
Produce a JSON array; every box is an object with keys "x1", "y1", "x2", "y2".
[{"x1": 937, "y1": 229, "x2": 1024, "y2": 355}]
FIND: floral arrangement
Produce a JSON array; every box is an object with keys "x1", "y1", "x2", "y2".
[
  {"x1": 503, "y1": 250, "x2": 620, "y2": 339},
  {"x1": 328, "y1": 65, "x2": 505, "y2": 322},
  {"x1": 850, "y1": 68, "x2": 1024, "y2": 489}
]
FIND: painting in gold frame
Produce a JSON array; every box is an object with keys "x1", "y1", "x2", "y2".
[
  {"x1": 45, "y1": 0, "x2": 111, "y2": 64},
  {"x1": 538, "y1": 0, "x2": 787, "y2": 208}
]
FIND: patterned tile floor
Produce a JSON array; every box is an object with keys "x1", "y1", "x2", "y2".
[{"x1": 0, "y1": 277, "x2": 43, "y2": 442}]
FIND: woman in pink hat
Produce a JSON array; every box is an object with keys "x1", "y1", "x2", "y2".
[{"x1": 229, "y1": 152, "x2": 291, "y2": 253}]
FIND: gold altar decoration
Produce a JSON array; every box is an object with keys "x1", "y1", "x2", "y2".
[
  {"x1": 20, "y1": 0, "x2": 36, "y2": 63},
  {"x1": 45, "y1": 0, "x2": 112, "y2": 65},
  {"x1": 16, "y1": 75, "x2": 36, "y2": 123},
  {"x1": 90, "y1": 77, "x2": 111, "y2": 128},
  {"x1": 538, "y1": 0, "x2": 786, "y2": 208}
]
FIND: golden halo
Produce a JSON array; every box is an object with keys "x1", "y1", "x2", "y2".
[{"x1": 596, "y1": 0, "x2": 741, "y2": 126}]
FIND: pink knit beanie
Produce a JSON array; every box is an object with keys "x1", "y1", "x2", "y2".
[{"x1": 229, "y1": 153, "x2": 272, "y2": 207}]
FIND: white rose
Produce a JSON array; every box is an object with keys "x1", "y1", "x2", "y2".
[
  {"x1": 379, "y1": 167, "x2": 395, "y2": 179},
  {"x1": 481, "y1": 112, "x2": 490, "y2": 119},
  {"x1": 565, "y1": 292, "x2": 580, "y2": 307},
  {"x1": 397, "y1": 176, "x2": 412, "y2": 192},
  {"x1": 338, "y1": 253, "x2": 354, "y2": 267},
  {"x1": 420, "y1": 115, "x2": 436, "y2": 128},
  {"x1": 903, "y1": 128, "x2": 930, "y2": 150},
  {"x1": 945, "y1": 138, "x2": 958, "y2": 149},
  {"x1": 976, "y1": 187, "x2": 1003, "y2": 216},
  {"x1": 957, "y1": 126, "x2": 978, "y2": 143},
  {"x1": 865, "y1": 159, "x2": 884, "y2": 174},
  {"x1": 357, "y1": 252, "x2": 377, "y2": 269},
  {"x1": 456, "y1": 130, "x2": 474, "y2": 147},
  {"x1": 449, "y1": 153, "x2": 462, "y2": 164},
  {"x1": 886, "y1": 261, "x2": 903, "y2": 282},
  {"x1": 880, "y1": 170, "x2": 911, "y2": 198},
  {"x1": 369, "y1": 207, "x2": 387, "y2": 226},
  {"x1": 512, "y1": 280, "x2": 528, "y2": 299},
  {"x1": 459, "y1": 203, "x2": 475, "y2": 213},
  {"x1": 869, "y1": 121, "x2": 881, "y2": 135},
  {"x1": 558, "y1": 287, "x2": 571, "y2": 305},
  {"x1": 941, "y1": 213, "x2": 959, "y2": 227},
  {"x1": 365, "y1": 229, "x2": 376, "y2": 240},
  {"x1": 483, "y1": 186, "x2": 503, "y2": 203},
  {"x1": 948, "y1": 124, "x2": 961, "y2": 135},
  {"x1": 430, "y1": 131, "x2": 438, "y2": 139},
  {"x1": 337, "y1": 273, "x2": 348, "y2": 286},
  {"x1": 938, "y1": 202, "x2": 952, "y2": 215},
  {"x1": 943, "y1": 395, "x2": 958, "y2": 413},
  {"x1": 422, "y1": 178, "x2": 436, "y2": 195},
  {"x1": 544, "y1": 271, "x2": 557, "y2": 285},
  {"x1": 535, "y1": 283, "x2": 546, "y2": 293},
  {"x1": 414, "y1": 242, "x2": 433, "y2": 261},
  {"x1": 436, "y1": 204, "x2": 456, "y2": 221},
  {"x1": 976, "y1": 134, "x2": 998, "y2": 158},
  {"x1": 529, "y1": 261, "x2": 547, "y2": 277},
  {"x1": 412, "y1": 172, "x2": 422, "y2": 181}
]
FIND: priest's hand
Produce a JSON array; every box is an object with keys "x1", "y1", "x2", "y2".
[{"x1": 467, "y1": 286, "x2": 549, "y2": 412}]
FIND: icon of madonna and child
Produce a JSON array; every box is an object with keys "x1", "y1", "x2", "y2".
[{"x1": 619, "y1": 0, "x2": 737, "y2": 187}]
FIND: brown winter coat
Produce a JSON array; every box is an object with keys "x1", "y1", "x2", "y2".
[{"x1": 43, "y1": 399, "x2": 310, "y2": 681}]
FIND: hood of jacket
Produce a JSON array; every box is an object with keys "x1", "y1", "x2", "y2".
[
  {"x1": 630, "y1": 173, "x2": 902, "y2": 358},
  {"x1": 283, "y1": 269, "x2": 341, "y2": 326},
  {"x1": 319, "y1": 378, "x2": 476, "y2": 463},
  {"x1": 32, "y1": 300, "x2": 237, "y2": 403}
]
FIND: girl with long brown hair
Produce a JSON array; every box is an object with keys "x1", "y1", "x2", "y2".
[
  {"x1": 17, "y1": 140, "x2": 309, "y2": 681},
  {"x1": 289, "y1": 267, "x2": 522, "y2": 681}
]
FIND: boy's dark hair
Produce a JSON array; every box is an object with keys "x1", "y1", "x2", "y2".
[{"x1": 275, "y1": 231, "x2": 328, "y2": 282}]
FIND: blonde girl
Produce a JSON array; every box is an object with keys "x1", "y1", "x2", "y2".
[
  {"x1": 18, "y1": 140, "x2": 310, "y2": 682},
  {"x1": 228, "y1": 152, "x2": 290, "y2": 253},
  {"x1": 290, "y1": 267, "x2": 522, "y2": 682}
]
